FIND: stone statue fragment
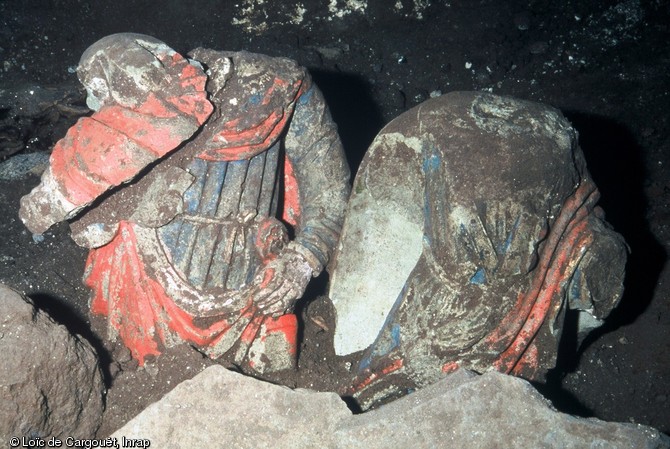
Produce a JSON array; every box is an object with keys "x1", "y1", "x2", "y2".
[
  {"x1": 329, "y1": 92, "x2": 627, "y2": 408},
  {"x1": 19, "y1": 33, "x2": 351, "y2": 375}
]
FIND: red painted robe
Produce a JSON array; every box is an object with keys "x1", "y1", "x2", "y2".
[{"x1": 22, "y1": 48, "x2": 350, "y2": 373}]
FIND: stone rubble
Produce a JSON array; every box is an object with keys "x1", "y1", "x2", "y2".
[
  {"x1": 112, "y1": 365, "x2": 669, "y2": 449},
  {"x1": 0, "y1": 284, "x2": 105, "y2": 441}
]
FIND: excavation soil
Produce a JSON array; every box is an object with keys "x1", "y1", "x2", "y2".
[{"x1": 1, "y1": 0, "x2": 668, "y2": 436}]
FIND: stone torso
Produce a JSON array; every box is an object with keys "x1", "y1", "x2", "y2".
[{"x1": 159, "y1": 143, "x2": 281, "y2": 291}]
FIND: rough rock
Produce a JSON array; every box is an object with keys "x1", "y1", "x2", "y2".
[
  {"x1": 0, "y1": 153, "x2": 50, "y2": 180},
  {"x1": 111, "y1": 364, "x2": 351, "y2": 448},
  {"x1": 0, "y1": 284, "x2": 105, "y2": 440},
  {"x1": 337, "y1": 369, "x2": 669, "y2": 449},
  {"x1": 112, "y1": 365, "x2": 669, "y2": 449}
]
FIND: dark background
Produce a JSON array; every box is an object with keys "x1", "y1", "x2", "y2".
[{"x1": 1, "y1": 0, "x2": 668, "y2": 434}]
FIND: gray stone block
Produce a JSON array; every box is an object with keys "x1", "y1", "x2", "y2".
[
  {"x1": 0, "y1": 283, "x2": 105, "y2": 440},
  {"x1": 111, "y1": 365, "x2": 669, "y2": 449},
  {"x1": 111, "y1": 365, "x2": 350, "y2": 449},
  {"x1": 337, "y1": 369, "x2": 669, "y2": 449}
]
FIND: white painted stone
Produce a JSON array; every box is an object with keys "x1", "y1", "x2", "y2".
[
  {"x1": 329, "y1": 132, "x2": 424, "y2": 355},
  {"x1": 329, "y1": 196, "x2": 422, "y2": 355}
]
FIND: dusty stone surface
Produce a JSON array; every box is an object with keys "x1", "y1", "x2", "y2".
[
  {"x1": 0, "y1": 283, "x2": 105, "y2": 440},
  {"x1": 338, "y1": 369, "x2": 670, "y2": 449},
  {"x1": 111, "y1": 365, "x2": 351, "y2": 448},
  {"x1": 329, "y1": 130, "x2": 424, "y2": 355},
  {"x1": 112, "y1": 365, "x2": 669, "y2": 449}
]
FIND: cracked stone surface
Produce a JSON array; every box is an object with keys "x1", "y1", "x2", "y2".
[{"x1": 112, "y1": 365, "x2": 669, "y2": 449}]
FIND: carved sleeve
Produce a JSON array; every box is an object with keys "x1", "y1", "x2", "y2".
[{"x1": 283, "y1": 78, "x2": 351, "y2": 276}]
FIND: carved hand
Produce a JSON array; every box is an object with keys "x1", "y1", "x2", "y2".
[{"x1": 251, "y1": 245, "x2": 314, "y2": 317}]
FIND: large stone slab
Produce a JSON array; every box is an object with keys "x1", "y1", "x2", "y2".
[
  {"x1": 112, "y1": 365, "x2": 669, "y2": 449},
  {"x1": 337, "y1": 369, "x2": 669, "y2": 449},
  {"x1": 111, "y1": 365, "x2": 351, "y2": 449}
]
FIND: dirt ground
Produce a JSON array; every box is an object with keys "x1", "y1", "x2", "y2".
[{"x1": 1, "y1": 0, "x2": 669, "y2": 437}]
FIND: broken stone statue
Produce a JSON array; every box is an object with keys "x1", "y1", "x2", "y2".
[
  {"x1": 329, "y1": 91, "x2": 628, "y2": 409},
  {"x1": 19, "y1": 33, "x2": 350, "y2": 375}
]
